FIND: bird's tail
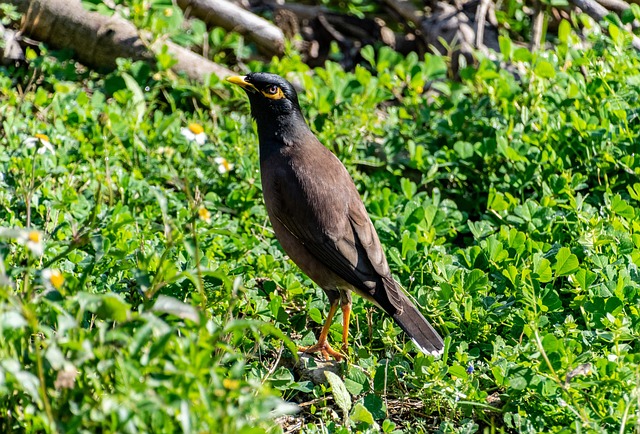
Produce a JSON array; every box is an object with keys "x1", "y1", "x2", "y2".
[{"x1": 392, "y1": 294, "x2": 444, "y2": 357}]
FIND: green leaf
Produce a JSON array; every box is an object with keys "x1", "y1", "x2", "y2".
[
  {"x1": 344, "y1": 378, "x2": 364, "y2": 396},
  {"x1": 44, "y1": 344, "x2": 66, "y2": 370},
  {"x1": 541, "y1": 289, "x2": 562, "y2": 312},
  {"x1": 534, "y1": 61, "x2": 556, "y2": 79},
  {"x1": 464, "y1": 269, "x2": 488, "y2": 292},
  {"x1": 121, "y1": 72, "x2": 146, "y2": 124},
  {"x1": 345, "y1": 366, "x2": 369, "y2": 396},
  {"x1": 608, "y1": 23, "x2": 621, "y2": 46},
  {"x1": 308, "y1": 307, "x2": 323, "y2": 325},
  {"x1": 542, "y1": 333, "x2": 559, "y2": 354},
  {"x1": 401, "y1": 231, "x2": 418, "y2": 257},
  {"x1": 363, "y1": 394, "x2": 387, "y2": 420},
  {"x1": 554, "y1": 247, "x2": 579, "y2": 277},
  {"x1": 513, "y1": 47, "x2": 532, "y2": 62},
  {"x1": 96, "y1": 294, "x2": 130, "y2": 322},
  {"x1": 325, "y1": 371, "x2": 352, "y2": 415},
  {"x1": 361, "y1": 45, "x2": 375, "y2": 67},
  {"x1": 79, "y1": 293, "x2": 131, "y2": 322},
  {"x1": 152, "y1": 295, "x2": 200, "y2": 323},
  {"x1": 350, "y1": 403, "x2": 375, "y2": 426},
  {"x1": 499, "y1": 35, "x2": 512, "y2": 59},
  {"x1": 509, "y1": 375, "x2": 528, "y2": 390},
  {"x1": 1, "y1": 360, "x2": 41, "y2": 405},
  {"x1": 453, "y1": 141, "x2": 474, "y2": 159},
  {"x1": 270, "y1": 367, "x2": 295, "y2": 390},
  {"x1": 422, "y1": 54, "x2": 447, "y2": 79},
  {"x1": 449, "y1": 364, "x2": 469, "y2": 379},
  {"x1": 502, "y1": 265, "x2": 518, "y2": 286},
  {"x1": 627, "y1": 183, "x2": 640, "y2": 201},
  {"x1": 574, "y1": 268, "x2": 596, "y2": 290},
  {"x1": 491, "y1": 365, "x2": 505, "y2": 386},
  {"x1": 610, "y1": 194, "x2": 635, "y2": 219},
  {"x1": 558, "y1": 20, "x2": 571, "y2": 44},
  {"x1": 400, "y1": 178, "x2": 417, "y2": 199}
]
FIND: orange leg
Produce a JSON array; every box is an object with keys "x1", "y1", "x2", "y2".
[
  {"x1": 299, "y1": 301, "x2": 344, "y2": 361},
  {"x1": 341, "y1": 302, "x2": 351, "y2": 354}
]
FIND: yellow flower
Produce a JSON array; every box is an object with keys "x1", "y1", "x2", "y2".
[
  {"x1": 43, "y1": 269, "x2": 64, "y2": 289},
  {"x1": 198, "y1": 207, "x2": 211, "y2": 223},
  {"x1": 163, "y1": 7, "x2": 173, "y2": 17},
  {"x1": 181, "y1": 123, "x2": 207, "y2": 145},
  {"x1": 214, "y1": 157, "x2": 234, "y2": 174},
  {"x1": 222, "y1": 378, "x2": 240, "y2": 390},
  {"x1": 28, "y1": 230, "x2": 41, "y2": 244},
  {"x1": 24, "y1": 134, "x2": 55, "y2": 154},
  {"x1": 188, "y1": 123, "x2": 203, "y2": 134}
]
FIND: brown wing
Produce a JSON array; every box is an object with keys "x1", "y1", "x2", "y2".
[{"x1": 269, "y1": 140, "x2": 403, "y2": 312}]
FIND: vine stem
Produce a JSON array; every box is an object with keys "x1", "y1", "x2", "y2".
[{"x1": 22, "y1": 273, "x2": 56, "y2": 431}]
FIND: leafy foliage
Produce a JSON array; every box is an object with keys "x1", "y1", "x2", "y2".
[{"x1": 0, "y1": 4, "x2": 640, "y2": 433}]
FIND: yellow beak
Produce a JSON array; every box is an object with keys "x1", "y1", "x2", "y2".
[{"x1": 226, "y1": 75, "x2": 257, "y2": 92}]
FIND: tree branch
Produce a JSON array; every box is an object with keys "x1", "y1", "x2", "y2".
[
  {"x1": 9, "y1": 0, "x2": 232, "y2": 83},
  {"x1": 531, "y1": 1, "x2": 545, "y2": 51},
  {"x1": 570, "y1": 0, "x2": 640, "y2": 50},
  {"x1": 176, "y1": 0, "x2": 285, "y2": 56}
]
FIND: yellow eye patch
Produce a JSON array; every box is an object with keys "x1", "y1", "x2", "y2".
[{"x1": 261, "y1": 86, "x2": 285, "y2": 100}]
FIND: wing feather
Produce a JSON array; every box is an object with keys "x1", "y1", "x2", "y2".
[{"x1": 270, "y1": 146, "x2": 403, "y2": 312}]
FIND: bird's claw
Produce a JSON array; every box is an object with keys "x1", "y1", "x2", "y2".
[{"x1": 299, "y1": 342, "x2": 344, "y2": 361}]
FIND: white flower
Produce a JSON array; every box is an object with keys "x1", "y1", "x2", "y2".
[
  {"x1": 181, "y1": 123, "x2": 207, "y2": 145},
  {"x1": 0, "y1": 228, "x2": 45, "y2": 256},
  {"x1": 17, "y1": 229, "x2": 44, "y2": 256},
  {"x1": 157, "y1": 146, "x2": 175, "y2": 157},
  {"x1": 214, "y1": 157, "x2": 234, "y2": 174},
  {"x1": 42, "y1": 269, "x2": 64, "y2": 289},
  {"x1": 24, "y1": 134, "x2": 55, "y2": 154}
]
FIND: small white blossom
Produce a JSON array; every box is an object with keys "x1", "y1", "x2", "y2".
[
  {"x1": 214, "y1": 157, "x2": 233, "y2": 174},
  {"x1": 157, "y1": 146, "x2": 175, "y2": 157},
  {"x1": 0, "y1": 228, "x2": 45, "y2": 256},
  {"x1": 181, "y1": 123, "x2": 207, "y2": 145},
  {"x1": 42, "y1": 269, "x2": 64, "y2": 289},
  {"x1": 17, "y1": 229, "x2": 44, "y2": 256},
  {"x1": 24, "y1": 134, "x2": 55, "y2": 154}
]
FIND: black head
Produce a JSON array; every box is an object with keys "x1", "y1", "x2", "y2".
[
  {"x1": 227, "y1": 73, "x2": 309, "y2": 147},
  {"x1": 227, "y1": 72, "x2": 302, "y2": 120}
]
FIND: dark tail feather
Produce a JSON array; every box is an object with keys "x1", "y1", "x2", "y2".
[{"x1": 392, "y1": 295, "x2": 444, "y2": 356}]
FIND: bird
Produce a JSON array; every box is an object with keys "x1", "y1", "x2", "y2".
[{"x1": 227, "y1": 72, "x2": 444, "y2": 360}]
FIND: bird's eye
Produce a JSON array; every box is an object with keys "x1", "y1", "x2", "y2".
[{"x1": 266, "y1": 85, "x2": 279, "y2": 95}]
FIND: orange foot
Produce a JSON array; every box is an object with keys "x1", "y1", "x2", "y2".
[{"x1": 299, "y1": 341, "x2": 344, "y2": 361}]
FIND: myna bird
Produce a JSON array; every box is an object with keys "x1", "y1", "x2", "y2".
[{"x1": 227, "y1": 72, "x2": 444, "y2": 360}]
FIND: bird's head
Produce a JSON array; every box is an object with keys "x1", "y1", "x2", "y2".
[{"x1": 227, "y1": 73, "x2": 301, "y2": 119}]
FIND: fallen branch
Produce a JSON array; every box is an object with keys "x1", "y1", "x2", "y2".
[
  {"x1": 177, "y1": 0, "x2": 285, "y2": 56},
  {"x1": 0, "y1": 23, "x2": 24, "y2": 64},
  {"x1": 531, "y1": 1, "x2": 545, "y2": 51},
  {"x1": 570, "y1": 0, "x2": 640, "y2": 50},
  {"x1": 9, "y1": 0, "x2": 232, "y2": 83},
  {"x1": 595, "y1": 0, "x2": 634, "y2": 13},
  {"x1": 475, "y1": 0, "x2": 491, "y2": 54},
  {"x1": 382, "y1": 0, "x2": 422, "y2": 28}
]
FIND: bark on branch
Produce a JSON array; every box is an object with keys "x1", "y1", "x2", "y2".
[
  {"x1": 8, "y1": 0, "x2": 232, "y2": 83},
  {"x1": 177, "y1": 0, "x2": 285, "y2": 56},
  {"x1": 570, "y1": 0, "x2": 640, "y2": 50}
]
